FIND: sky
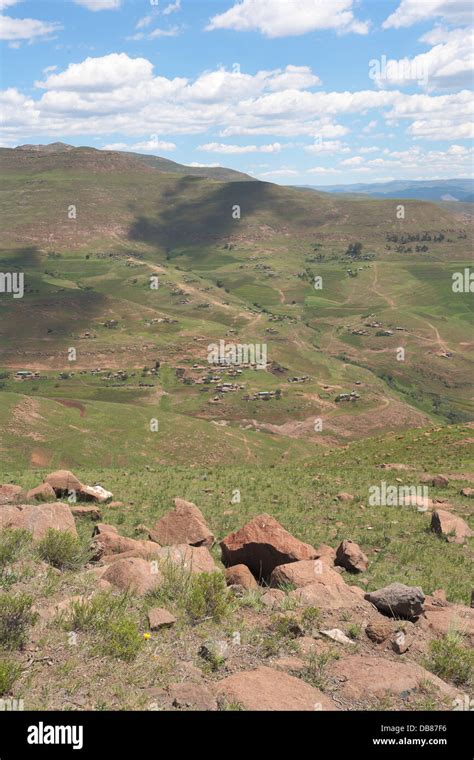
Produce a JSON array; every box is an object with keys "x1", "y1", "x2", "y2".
[{"x1": 0, "y1": 0, "x2": 473, "y2": 185}]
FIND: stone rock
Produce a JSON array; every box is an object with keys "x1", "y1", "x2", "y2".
[
  {"x1": 365, "y1": 583, "x2": 425, "y2": 620},
  {"x1": 422, "y1": 603, "x2": 474, "y2": 645},
  {"x1": 0, "y1": 484, "x2": 25, "y2": 505},
  {"x1": 157, "y1": 544, "x2": 217, "y2": 574},
  {"x1": 329, "y1": 655, "x2": 456, "y2": 702},
  {"x1": 321, "y1": 628, "x2": 356, "y2": 645},
  {"x1": 297, "y1": 637, "x2": 329, "y2": 656},
  {"x1": 461, "y1": 487, "x2": 474, "y2": 498},
  {"x1": 289, "y1": 563, "x2": 371, "y2": 612},
  {"x1": 71, "y1": 505, "x2": 101, "y2": 520},
  {"x1": 336, "y1": 492, "x2": 354, "y2": 502},
  {"x1": 314, "y1": 544, "x2": 336, "y2": 565},
  {"x1": 432, "y1": 475, "x2": 449, "y2": 488},
  {"x1": 34, "y1": 595, "x2": 85, "y2": 628},
  {"x1": 271, "y1": 559, "x2": 343, "y2": 589},
  {"x1": 102, "y1": 557, "x2": 163, "y2": 595},
  {"x1": 0, "y1": 502, "x2": 77, "y2": 539},
  {"x1": 391, "y1": 630, "x2": 410, "y2": 654},
  {"x1": 78, "y1": 485, "x2": 113, "y2": 503},
  {"x1": 220, "y1": 513, "x2": 317, "y2": 580},
  {"x1": 169, "y1": 682, "x2": 217, "y2": 711},
  {"x1": 431, "y1": 510, "x2": 473, "y2": 544},
  {"x1": 260, "y1": 589, "x2": 285, "y2": 609},
  {"x1": 224, "y1": 564, "x2": 258, "y2": 589},
  {"x1": 150, "y1": 498, "x2": 214, "y2": 548},
  {"x1": 44, "y1": 470, "x2": 83, "y2": 497},
  {"x1": 90, "y1": 527, "x2": 161, "y2": 562},
  {"x1": 198, "y1": 640, "x2": 229, "y2": 663},
  {"x1": 216, "y1": 666, "x2": 337, "y2": 711},
  {"x1": 365, "y1": 619, "x2": 392, "y2": 643},
  {"x1": 148, "y1": 607, "x2": 177, "y2": 630},
  {"x1": 335, "y1": 539, "x2": 368, "y2": 573},
  {"x1": 25, "y1": 483, "x2": 56, "y2": 503}
]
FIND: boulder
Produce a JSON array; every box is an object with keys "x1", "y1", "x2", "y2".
[
  {"x1": 422, "y1": 603, "x2": 474, "y2": 645},
  {"x1": 169, "y1": 682, "x2": 217, "y2": 711},
  {"x1": 44, "y1": 470, "x2": 83, "y2": 497},
  {"x1": 260, "y1": 589, "x2": 285, "y2": 609},
  {"x1": 314, "y1": 544, "x2": 336, "y2": 565},
  {"x1": 365, "y1": 583, "x2": 425, "y2": 619},
  {"x1": 78, "y1": 485, "x2": 113, "y2": 503},
  {"x1": 25, "y1": 483, "x2": 56, "y2": 503},
  {"x1": 0, "y1": 502, "x2": 77, "y2": 539},
  {"x1": 430, "y1": 510, "x2": 473, "y2": 544},
  {"x1": 157, "y1": 544, "x2": 218, "y2": 574},
  {"x1": 224, "y1": 564, "x2": 258, "y2": 589},
  {"x1": 150, "y1": 498, "x2": 214, "y2": 548},
  {"x1": 329, "y1": 655, "x2": 457, "y2": 702},
  {"x1": 271, "y1": 559, "x2": 344, "y2": 589},
  {"x1": 0, "y1": 484, "x2": 25, "y2": 505},
  {"x1": 220, "y1": 513, "x2": 317, "y2": 580},
  {"x1": 215, "y1": 666, "x2": 337, "y2": 711},
  {"x1": 432, "y1": 475, "x2": 449, "y2": 488},
  {"x1": 71, "y1": 505, "x2": 101, "y2": 520},
  {"x1": 102, "y1": 557, "x2": 162, "y2": 595},
  {"x1": 321, "y1": 628, "x2": 356, "y2": 646},
  {"x1": 284, "y1": 562, "x2": 370, "y2": 612},
  {"x1": 365, "y1": 619, "x2": 392, "y2": 643},
  {"x1": 148, "y1": 607, "x2": 177, "y2": 630},
  {"x1": 461, "y1": 487, "x2": 474, "y2": 498},
  {"x1": 89, "y1": 528, "x2": 161, "y2": 562},
  {"x1": 335, "y1": 539, "x2": 368, "y2": 573}
]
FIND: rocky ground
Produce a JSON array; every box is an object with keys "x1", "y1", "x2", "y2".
[{"x1": 0, "y1": 469, "x2": 472, "y2": 712}]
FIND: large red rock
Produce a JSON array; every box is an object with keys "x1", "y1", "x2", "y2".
[
  {"x1": 289, "y1": 565, "x2": 371, "y2": 611},
  {"x1": 329, "y1": 655, "x2": 457, "y2": 703},
  {"x1": 0, "y1": 484, "x2": 25, "y2": 505},
  {"x1": 225, "y1": 564, "x2": 258, "y2": 589},
  {"x1": 271, "y1": 559, "x2": 344, "y2": 589},
  {"x1": 89, "y1": 525, "x2": 161, "y2": 561},
  {"x1": 0, "y1": 502, "x2": 77, "y2": 539},
  {"x1": 335, "y1": 539, "x2": 368, "y2": 573},
  {"x1": 157, "y1": 544, "x2": 217, "y2": 574},
  {"x1": 44, "y1": 470, "x2": 83, "y2": 497},
  {"x1": 430, "y1": 510, "x2": 473, "y2": 544},
  {"x1": 220, "y1": 513, "x2": 317, "y2": 580},
  {"x1": 102, "y1": 557, "x2": 163, "y2": 595},
  {"x1": 215, "y1": 666, "x2": 337, "y2": 711},
  {"x1": 26, "y1": 483, "x2": 56, "y2": 503},
  {"x1": 150, "y1": 498, "x2": 214, "y2": 548}
]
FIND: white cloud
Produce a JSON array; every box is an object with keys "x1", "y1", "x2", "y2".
[
  {"x1": 136, "y1": 15, "x2": 155, "y2": 30},
  {"x1": 207, "y1": 0, "x2": 369, "y2": 37},
  {"x1": 259, "y1": 168, "x2": 299, "y2": 177},
  {"x1": 186, "y1": 161, "x2": 221, "y2": 168},
  {"x1": 0, "y1": 0, "x2": 20, "y2": 9},
  {"x1": 163, "y1": 0, "x2": 181, "y2": 14},
  {"x1": 199, "y1": 141, "x2": 282, "y2": 153},
  {"x1": 36, "y1": 53, "x2": 154, "y2": 91},
  {"x1": 130, "y1": 138, "x2": 176, "y2": 152},
  {"x1": 74, "y1": 0, "x2": 121, "y2": 10},
  {"x1": 340, "y1": 155, "x2": 364, "y2": 166},
  {"x1": 102, "y1": 142, "x2": 128, "y2": 150},
  {"x1": 0, "y1": 15, "x2": 62, "y2": 41},
  {"x1": 304, "y1": 139, "x2": 349, "y2": 153},
  {"x1": 373, "y1": 27, "x2": 473, "y2": 91},
  {"x1": 149, "y1": 26, "x2": 180, "y2": 38},
  {"x1": 306, "y1": 166, "x2": 342, "y2": 174},
  {"x1": 383, "y1": 0, "x2": 473, "y2": 29}
]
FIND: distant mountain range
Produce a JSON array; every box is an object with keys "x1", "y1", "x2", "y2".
[{"x1": 296, "y1": 178, "x2": 474, "y2": 203}]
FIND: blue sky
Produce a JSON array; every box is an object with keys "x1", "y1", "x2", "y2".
[{"x1": 0, "y1": 0, "x2": 472, "y2": 184}]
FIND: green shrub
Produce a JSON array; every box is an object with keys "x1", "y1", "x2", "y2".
[
  {"x1": 0, "y1": 593, "x2": 37, "y2": 649},
  {"x1": 0, "y1": 658, "x2": 22, "y2": 695},
  {"x1": 0, "y1": 528, "x2": 32, "y2": 570},
  {"x1": 62, "y1": 592, "x2": 130, "y2": 633},
  {"x1": 425, "y1": 632, "x2": 473, "y2": 687},
  {"x1": 303, "y1": 650, "x2": 339, "y2": 690},
  {"x1": 98, "y1": 619, "x2": 143, "y2": 662},
  {"x1": 185, "y1": 572, "x2": 232, "y2": 623},
  {"x1": 37, "y1": 529, "x2": 87, "y2": 570}
]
